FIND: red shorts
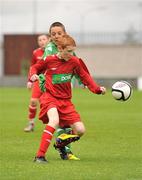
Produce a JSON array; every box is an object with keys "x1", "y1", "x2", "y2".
[
  {"x1": 39, "y1": 92, "x2": 81, "y2": 127},
  {"x1": 31, "y1": 81, "x2": 42, "y2": 99}
]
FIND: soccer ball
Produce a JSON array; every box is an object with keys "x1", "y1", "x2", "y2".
[{"x1": 112, "y1": 81, "x2": 132, "y2": 101}]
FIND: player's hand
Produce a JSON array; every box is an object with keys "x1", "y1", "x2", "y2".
[
  {"x1": 30, "y1": 74, "x2": 39, "y2": 82},
  {"x1": 100, "y1": 86, "x2": 106, "y2": 95},
  {"x1": 27, "y1": 82, "x2": 33, "y2": 90}
]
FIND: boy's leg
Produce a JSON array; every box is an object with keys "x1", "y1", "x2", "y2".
[
  {"x1": 24, "y1": 82, "x2": 42, "y2": 132},
  {"x1": 24, "y1": 103, "x2": 37, "y2": 132},
  {"x1": 54, "y1": 127, "x2": 70, "y2": 160},
  {"x1": 57, "y1": 121, "x2": 85, "y2": 160},
  {"x1": 34, "y1": 124, "x2": 55, "y2": 163},
  {"x1": 54, "y1": 127, "x2": 80, "y2": 160},
  {"x1": 34, "y1": 107, "x2": 59, "y2": 163}
]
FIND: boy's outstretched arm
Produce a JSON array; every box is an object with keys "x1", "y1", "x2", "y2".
[{"x1": 75, "y1": 60, "x2": 106, "y2": 95}]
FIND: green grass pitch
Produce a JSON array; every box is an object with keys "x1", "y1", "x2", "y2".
[{"x1": 0, "y1": 88, "x2": 142, "y2": 180}]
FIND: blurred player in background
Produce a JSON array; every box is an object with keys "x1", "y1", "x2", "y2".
[
  {"x1": 29, "y1": 34, "x2": 106, "y2": 163},
  {"x1": 24, "y1": 34, "x2": 50, "y2": 132}
]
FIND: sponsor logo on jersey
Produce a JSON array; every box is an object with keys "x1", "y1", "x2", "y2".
[{"x1": 52, "y1": 74, "x2": 72, "y2": 84}]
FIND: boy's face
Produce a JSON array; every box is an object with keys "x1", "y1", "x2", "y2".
[
  {"x1": 38, "y1": 35, "x2": 49, "y2": 49},
  {"x1": 58, "y1": 45, "x2": 75, "y2": 61},
  {"x1": 50, "y1": 27, "x2": 66, "y2": 45}
]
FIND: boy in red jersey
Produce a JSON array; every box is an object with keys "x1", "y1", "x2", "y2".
[
  {"x1": 24, "y1": 34, "x2": 50, "y2": 132},
  {"x1": 29, "y1": 34, "x2": 106, "y2": 163},
  {"x1": 47, "y1": 22, "x2": 93, "y2": 160},
  {"x1": 24, "y1": 23, "x2": 80, "y2": 160},
  {"x1": 43, "y1": 22, "x2": 88, "y2": 160}
]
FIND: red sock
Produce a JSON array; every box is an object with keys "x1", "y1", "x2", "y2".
[
  {"x1": 36, "y1": 125, "x2": 55, "y2": 157},
  {"x1": 28, "y1": 105, "x2": 37, "y2": 120}
]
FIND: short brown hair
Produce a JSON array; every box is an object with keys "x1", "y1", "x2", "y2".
[
  {"x1": 58, "y1": 34, "x2": 76, "y2": 49},
  {"x1": 49, "y1": 22, "x2": 66, "y2": 34}
]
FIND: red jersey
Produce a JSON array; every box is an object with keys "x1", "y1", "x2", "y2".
[
  {"x1": 31, "y1": 48, "x2": 44, "y2": 65},
  {"x1": 29, "y1": 55, "x2": 102, "y2": 99},
  {"x1": 27, "y1": 48, "x2": 44, "y2": 98},
  {"x1": 78, "y1": 58, "x2": 90, "y2": 75},
  {"x1": 30, "y1": 48, "x2": 45, "y2": 74}
]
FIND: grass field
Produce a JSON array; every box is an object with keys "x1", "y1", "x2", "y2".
[{"x1": 0, "y1": 88, "x2": 142, "y2": 180}]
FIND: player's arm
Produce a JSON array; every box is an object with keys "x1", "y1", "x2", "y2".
[
  {"x1": 30, "y1": 51, "x2": 37, "y2": 65},
  {"x1": 73, "y1": 58, "x2": 90, "y2": 87},
  {"x1": 74, "y1": 58, "x2": 91, "y2": 86},
  {"x1": 27, "y1": 51, "x2": 37, "y2": 89},
  {"x1": 28, "y1": 60, "x2": 47, "y2": 82},
  {"x1": 79, "y1": 58, "x2": 90, "y2": 75},
  {"x1": 74, "y1": 60, "x2": 106, "y2": 94}
]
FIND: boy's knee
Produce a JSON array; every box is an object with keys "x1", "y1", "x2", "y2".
[
  {"x1": 30, "y1": 99, "x2": 38, "y2": 106},
  {"x1": 77, "y1": 126, "x2": 85, "y2": 137},
  {"x1": 72, "y1": 122, "x2": 86, "y2": 137}
]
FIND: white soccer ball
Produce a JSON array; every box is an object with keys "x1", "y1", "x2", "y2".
[{"x1": 112, "y1": 81, "x2": 132, "y2": 101}]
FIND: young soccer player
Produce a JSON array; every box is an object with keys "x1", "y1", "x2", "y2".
[
  {"x1": 24, "y1": 23, "x2": 78, "y2": 160},
  {"x1": 24, "y1": 34, "x2": 50, "y2": 132},
  {"x1": 43, "y1": 22, "x2": 85, "y2": 160},
  {"x1": 43, "y1": 22, "x2": 90, "y2": 87},
  {"x1": 29, "y1": 34, "x2": 106, "y2": 163}
]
